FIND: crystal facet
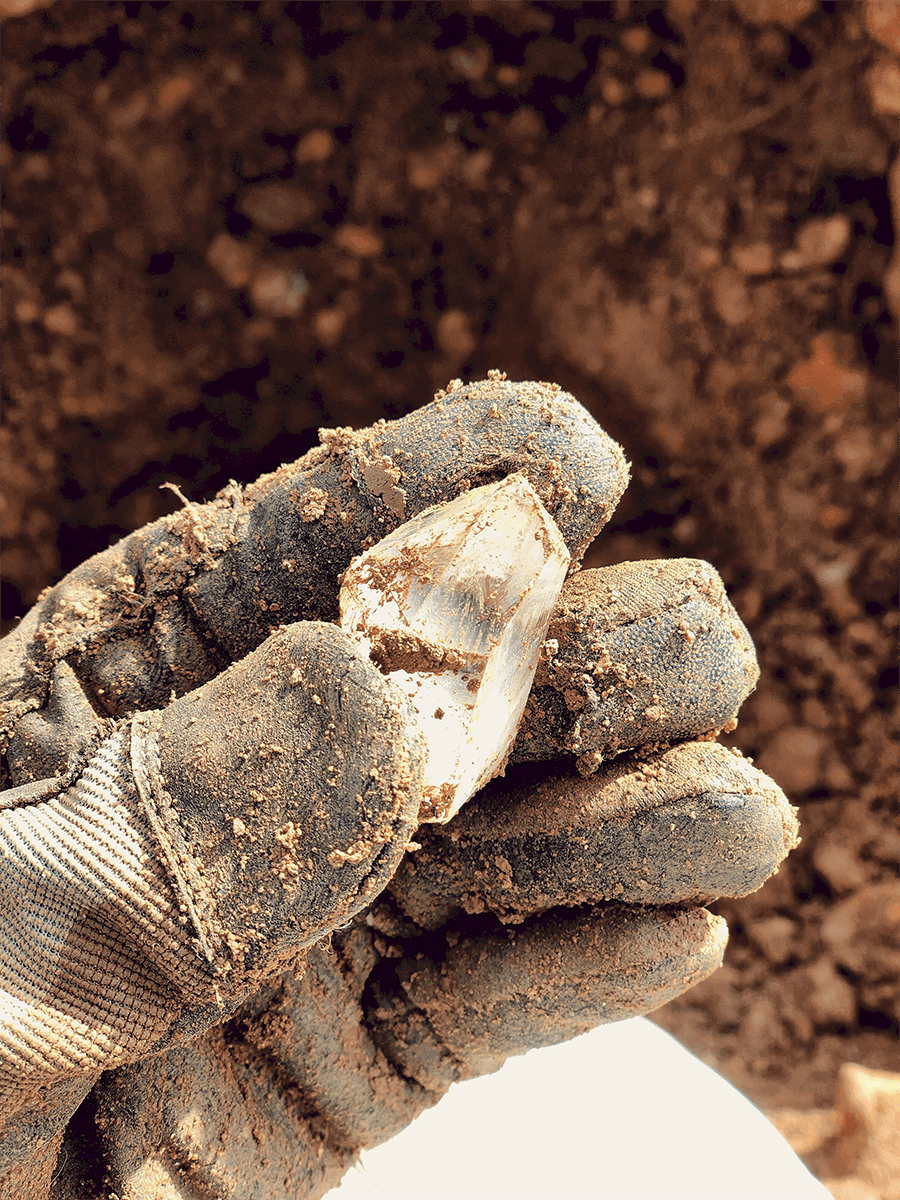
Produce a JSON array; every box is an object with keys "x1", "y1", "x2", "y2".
[{"x1": 339, "y1": 473, "x2": 570, "y2": 822}]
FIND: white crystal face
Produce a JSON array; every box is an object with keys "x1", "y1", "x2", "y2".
[{"x1": 339, "y1": 473, "x2": 570, "y2": 822}]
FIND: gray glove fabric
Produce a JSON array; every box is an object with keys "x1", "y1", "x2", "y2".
[{"x1": 0, "y1": 378, "x2": 798, "y2": 1200}]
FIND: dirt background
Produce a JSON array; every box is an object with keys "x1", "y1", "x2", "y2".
[{"x1": 2, "y1": 0, "x2": 898, "y2": 1191}]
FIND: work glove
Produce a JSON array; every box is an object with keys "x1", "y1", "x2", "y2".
[{"x1": 0, "y1": 377, "x2": 797, "y2": 1200}]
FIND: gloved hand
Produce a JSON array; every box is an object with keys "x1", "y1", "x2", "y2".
[{"x1": 0, "y1": 377, "x2": 797, "y2": 1200}]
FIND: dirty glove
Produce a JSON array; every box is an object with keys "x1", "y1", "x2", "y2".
[{"x1": 0, "y1": 378, "x2": 797, "y2": 1199}]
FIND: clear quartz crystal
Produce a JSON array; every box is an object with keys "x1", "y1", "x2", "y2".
[{"x1": 339, "y1": 473, "x2": 570, "y2": 822}]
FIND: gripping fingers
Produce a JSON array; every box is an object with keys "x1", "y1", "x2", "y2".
[
  {"x1": 186, "y1": 378, "x2": 627, "y2": 662},
  {"x1": 388, "y1": 741, "x2": 799, "y2": 930},
  {"x1": 1, "y1": 378, "x2": 627, "y2": 729}
]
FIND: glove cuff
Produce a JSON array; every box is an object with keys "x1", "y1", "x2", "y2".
[{"x1": 0, "y1": 724, "x2": 214, "y2": 1114}]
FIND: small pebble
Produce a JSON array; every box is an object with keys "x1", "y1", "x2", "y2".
[
  {"x1": 249, "y1": 264, "x2": 309, "y2": 317},
  {"x1": 752, "y1": 394, "x2": 791, "y2": 447},
  {"x1": 666, "y1": 0, "x2": 698, "y2": 30},
  {"x1": 749, "y1": 915, "x2": 798, "y2": 965},
  {"x1": 238, "y1": 181, "x2": 317, "y2": 234},
  {"x1": 495, "y1": 65, "x2": 520, "y2": 87},
  {"x1": 732, "y1": 0, "x2": 817, "y2": 28},
  {"x1": 600, "y1": 76, "x2": 629, "y2": 106},
  {"x1": 867, "y1": 55, "x2": 900, "y2": 116},
  {"x1": 436, "y1": 309, "x2": 476, "y2": 360},
  {"x1": 43, "y1": 304, "x2": 78, "y2": 336},
  {"x1": 818, "y1": 504, "x2": 848, "y2": 532},
  {"x1": 865, "y1": 0, "x2": 900, "y2": 53},
  {"x1": 56, "y1": 268, "x2": 84, "y2": 299},
  {"x1": 109, "y1": 91, "x2": 149, "y2": 130},
  {"x1": 821, "y1": 883, "x2": 900, "y2": 980},
  {"x1": 813, "y1": 837, "x2": 869, "y2": 893},
  {"x1": 621, "y1": 26, "x2": 652, "y2": 54},
  {"x1": 506, "y1": 106, "x2": 544, "y2": 144},
  {"x1": 694, "y1": 245, "x2": 722, "y2": 270},
  {"x1": 780, "y1": 214, "x2": 851, "y2": 270},
  {"x1": 449, "y1": 42, "x2": 491, "y2": 82},
  {"x1": 635, "y1": 68, "x2": 672, "y2": 100},
  {"x1": 461, "y1": 147, "x2": 492, "y2": 186},
  {"x1": 407, "y1": 153, "x2": 443, "y2": 190},
  {"x1": 0, "y1": 0, "x2": 54, "y2": 13},
  {"x1": 801, "y1": 958, "x2": 858, "y2": 1027},
  {"x1": 314, "y1": 307, "x2": 346, "y2": 347},
  {"x1": 293, "y1": 129, "x2": 335, "y2": 164},
  {"x1": 21, "y1": 153, "x2": 51, "y2": 180},
  {"x1": 333, "y1": 224, "x2": 383, "y2": 257},
  {"x1": 155, "y1": 75, "x2": 194, "y2": 118},
  {"x1": 731, "y1": 241, "x2": 775, "y2": 275},
  {"x1": 206, "y1": 232, "x2": 256, "y2": 289},
  {"x1": 787, "y1": 332, "x2": 867, "y2": 411},
  {"x1": 14, "y1": 300, "x2": 39, "y2": 323},
  {"x1": 830, "y1": 1061, "x2": 900, "y2": 1187},
  {"x1": 758, "y1": 724, "x2": 824, "y2": 794}
]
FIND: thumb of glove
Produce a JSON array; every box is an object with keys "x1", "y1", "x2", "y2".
[{"x1": 145, "y1": 620, "x2": 426, "y2": 991}]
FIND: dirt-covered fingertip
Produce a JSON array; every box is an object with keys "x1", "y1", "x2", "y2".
[
  {"x1": 362, "y1": 375, "x2": 629, "y2": 563},
  {"x1": 369, "y1": 905, "x2": 727, "y2": 1090}
]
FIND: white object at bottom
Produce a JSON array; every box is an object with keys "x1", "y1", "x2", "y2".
[{"x1": 330, "y1": 1017, "x2": 831, "y2": 1200}]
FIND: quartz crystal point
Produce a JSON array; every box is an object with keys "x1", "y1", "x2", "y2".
[{"x1": 339, "y1": 474, "x2": 571, "y2": 822}]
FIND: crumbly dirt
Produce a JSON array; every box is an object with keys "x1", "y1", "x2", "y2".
[{"x1": 2, "y1": 0, "x2": 898, "y2": 1175}]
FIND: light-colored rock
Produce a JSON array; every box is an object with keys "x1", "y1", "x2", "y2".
[
  {"x1": 831, "y1": 1063, "x2": 900, "y2": 1193},
  {"x1": 293, "y1": 129, "x2": 335, "y2": 164},
  {"x1": 248, "y1": 264, "x2": 309, "y2": 317},
  {"x1": 43, "y1": 304, "x2": 78, "y2": 336},
  {"x1": 813, "y1": 836, "x2": 870, "y2": 893},
  {"x1": 0, "y1": 0, "x2": 54, "y2": 16},
  {"x1": 865, "y1": 0, "x2": 900, "y2": 53},
  {"x1": 821, "y1": 882, "x2": 900, "y2": 984},
  {"x1": 781, "y1": 215, "x2": 852, "y2": 270},
  {"x1": 206, "y1": 232, "x2": 256, "y2": 289},
  {"x1": 314, "y1": 307, "x2": 346, "y2": 348},
  {"x1": 787, "y1": 332, "x2": 867, "y2": 413},
  {"x1": 340, "y1": 475, "x2": 570, "y2": 822},
  {"x1": 867, "y1": 55, "x2": 900, "y2": 115},
  {"x1": 155, "y1": 74, "x2": 195, "y2": 118},
  {"x1": 621, "y1": 26, "x2": 652, "y2": 54},
  {"x1": 766, "y1": 1106, "x2": 840, "y2": 1158},
  {"x1": 732, "y1": 241, "x2": 776, "y2": 275},
  {"x1": 803, "y1": 957, "x2": 858, "y2": 1028},
  {"x1": 436, "y1": 309, "x2": 477, "y2": 360},
  {"x1": 733, "y1": 0, "x2": 817, "y2": 28},
  {"x1": 635, "y1": 68, "x2": 672, "y2": 100},
  {"x1": 821, "y1": 1178, "x2": 880, "y2": 1200},
  {"x1": 752, "y1": 394, "x2": 791, "y2": 447},
  {"x1": 750, "y1": 914, "x2": 799, "y2": 964},
  {"x1": 334, "y1": 224, "x2": 383, "y2": 257},
  {"x1": 600, "y1": 76, "x2": 629, "y2": 106},
  {"x1": 757, "y1": 725, "x2": 824, "y2": 795}
]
